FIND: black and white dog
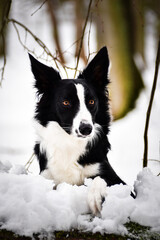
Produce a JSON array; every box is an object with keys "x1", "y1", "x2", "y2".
[{"x1": 29, "y1": 47, "x2": 132, "y2": 215}]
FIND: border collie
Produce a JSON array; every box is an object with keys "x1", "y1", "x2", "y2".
[{"x1": 29, "y1": 47, "x2": 133, "y2": 215}]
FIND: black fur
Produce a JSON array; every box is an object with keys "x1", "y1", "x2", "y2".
[
  {"x1": 34, "y1": 143, "x2": 47, "y2": 173},
  {"x1": 29, "y1": 47, "x2": 135, "y2": 198}
]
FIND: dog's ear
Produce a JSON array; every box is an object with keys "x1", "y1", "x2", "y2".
[
  {"x1": 78, "y1": 47, "x2": 110, "y2": 88},
  {"x1": 29, "y1": 54, "x2": 61, "y2": 94}
]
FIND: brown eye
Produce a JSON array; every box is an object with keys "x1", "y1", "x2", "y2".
[
  {"x1": 89, "y1": 99, "x2": 95, "y2": 105},
  {"x1": 62, "y1": 100, "x2": 70, "y2": 106}
]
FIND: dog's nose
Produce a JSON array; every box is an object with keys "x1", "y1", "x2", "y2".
[{"x1": 79, "y1": 122, "x2": 92, "y2": 136}]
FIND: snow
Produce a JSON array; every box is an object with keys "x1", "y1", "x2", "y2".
[
  {"x1": 0, "y1": 161, "x2": 160, "y2": 237},
  {"x1": 0, "y1": 161, "x2": 89, "y2": 236},
  {"x1": 131, "y1": 169, "x2": 160, "y2": 231}
]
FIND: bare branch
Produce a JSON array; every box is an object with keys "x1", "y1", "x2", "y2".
[
  {"x1": 74, "y1": 0, "x2": 93, "y2": 78},
  {"x1": 148, "y1": 159, "x2": 160, "y2": 163},
  {"x1": 0, "y1": 32, "x2": 6, "y2": 83},
  {"x1": 61, "y1": 32, "x2": 88, "y2": 57},
  {"x1": 1, "y1": 2, "x2": 94, "y2": 84},
  {"x1": 25, "y1": 152, "x2": 35, "y2": 172},
  {"x1": 87, "y1": 13, "x2": 92, "y2": 63},
  {"x1": 75, "y1": 1, "x2": 87, "y2": 65},
  {"x1": 10, "y1": 18, "x2": 75, "y2": 77},
  {"x1": 143, "y1": 39, "x2": 160, "y2": 168},
  {"x1": 31, "y1": 0, "x2": 47, "y2": 16},
  {"x1": 8, "y1": 18, "x2": 62, "y2": 71}
]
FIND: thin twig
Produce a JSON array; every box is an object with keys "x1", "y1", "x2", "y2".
[
  {"x1": 87, "y1": 13, "x2": 92, "y2": 63},
  {"x1": 75, "y1": 1, "x2": 87, "y2": 65},
  {"x1": 8, "y1": 18, "x2": 61, "y2": 71},
  {"x1": 9, "y1": 18, "x2": 71, "y2": 77},
  {"x1": 12, "y1": 22, "x2": 28, "y2": 50},
  {"x1": 143, "y1": 39, "x2": 160, "y2": 168},
  {"x1": 0, "y1": 32, "x2": 6, "y2": 83},
  {"x1": 61, "y1": 32, "x2": 88, "y2": 56},
  {"x1": 74, "y1": 0, "x2": 93, "y2": 78},
  {"x1": 25, "y1": 152, "x2": 35, "y2": 172},
  {"x1": 148, "y1": 159, "x2": 160, "y2": 163},
  {"x1": 31, "y1": 0, "x2": 47, "y2": 16}
]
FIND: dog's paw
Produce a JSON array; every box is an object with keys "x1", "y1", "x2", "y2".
[{"x1": 87, "y1": 176, "x2": 107, "y2": 215}]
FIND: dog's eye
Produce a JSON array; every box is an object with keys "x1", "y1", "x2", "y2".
[
  {"x1": 89, "y1": 99, "x2": 95, "y2": 105},
  {"x1": 62, "y1": 100, "x2": 70, "y2": 106}
]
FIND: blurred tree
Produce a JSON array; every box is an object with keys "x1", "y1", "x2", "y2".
[
  {"x1": 0, "y1": 0, "x2": 11, "y2": 56},
  {"x1": 0, "y1": 0, "x2": 11, "y2": 79},
  {"x1": 94, "y1": 0, "x2": 145, "y2": 119},
  {"x1": 47, "y1": 0, "x2": 65, "y2": 64}
]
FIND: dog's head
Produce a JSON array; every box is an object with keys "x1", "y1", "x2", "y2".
[{"x1": 29, "y1": 47, "x2": 110, "y2": 140}]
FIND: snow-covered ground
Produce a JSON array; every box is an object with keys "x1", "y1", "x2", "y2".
[
  {"x1": 0, "y1": 0, "x2": 159, "y2": 182},
  {"x1": 0, "y1": 1, "x2": 160, "y2": 238},
  {"x1": 0, "y1": 161, "x2": 160, "y2": 237}
]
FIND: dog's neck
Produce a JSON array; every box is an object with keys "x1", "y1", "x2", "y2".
[{"x1": 34, "y1": 121, "x2": 100, "y2": 185}]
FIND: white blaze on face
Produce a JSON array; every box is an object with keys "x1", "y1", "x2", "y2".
[{"x1": 72, "y1": 84, "x2": 94, "y2": 138}]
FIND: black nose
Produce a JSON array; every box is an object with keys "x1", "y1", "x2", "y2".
[{"x1": 79, "y1": 122, "x2": 92, "y2": 136}]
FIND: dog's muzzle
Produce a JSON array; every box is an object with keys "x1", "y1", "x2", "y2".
[{"x1": 78, "y1": 122, "x2": 93, "y2": 137}]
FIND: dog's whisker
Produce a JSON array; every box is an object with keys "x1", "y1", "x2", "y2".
[
  {"x1": 99, "y1": 124, "x2": 109, "y2": 127},
  {"x1": 62, "y1": 127, "x2": 70, "y2": 130}
]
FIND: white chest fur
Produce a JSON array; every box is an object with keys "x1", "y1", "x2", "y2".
[{"x1": 34, "y1": 121, "x2": 100, "y2": 185}]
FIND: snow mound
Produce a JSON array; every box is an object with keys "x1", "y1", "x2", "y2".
[
  {"x1": 131, "y1": 168, "x2": 160, "y2": 231},
  {"x1": 0, "y1": 161, "x2": 160, "y2": 237}
]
